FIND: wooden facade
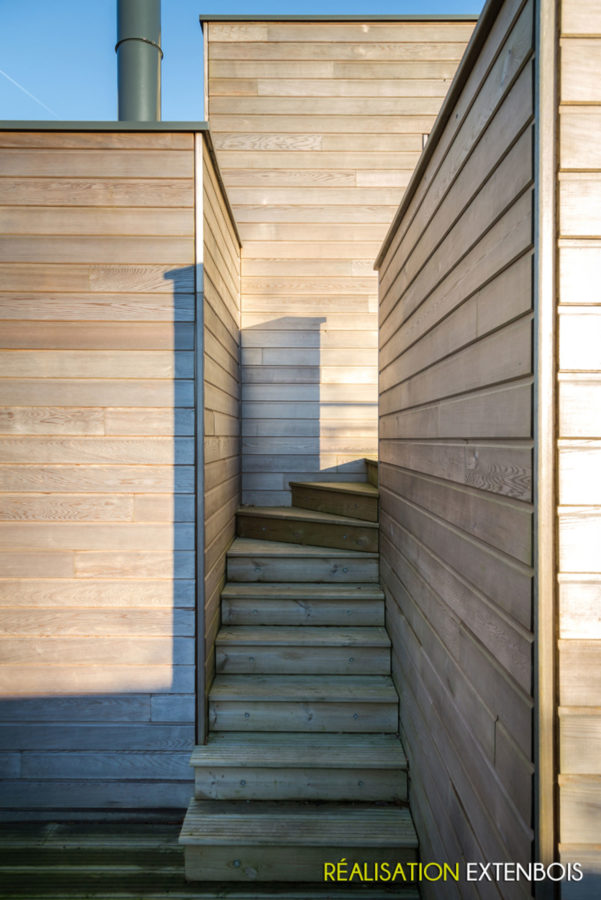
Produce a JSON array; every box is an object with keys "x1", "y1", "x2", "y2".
[
  {"x1": 376, "y1": 0, "x2": 536, "y2": 891},
  {"x1": 0, "y1": 128, "x2": 239, "y2": 814},
  {"x1": 557, "y1": 0, "x2": 601, "y2": 888},
  {"x1": 204, "y1": 17, "x2": 475, "y2": 505},
  {"x1": 2, "y1": 4, "x2": 601, "y2": 891},
  {"x1": 199, "y1": 139, "x2": 241, "y2": 739}
]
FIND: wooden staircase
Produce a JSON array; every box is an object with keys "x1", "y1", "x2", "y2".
[{"x1": 179, "y1": 462, "x2": 417, "y2": 887}]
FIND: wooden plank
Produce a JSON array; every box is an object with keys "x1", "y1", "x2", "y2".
[
  {"x1": 0, "y1": 579, "x2": 194, "y2": 608},
  {"x1": 380, "y1": 463, "x2": 532, "y2": 564},
  {"x1": 211, "y1": 21, "x2": 474, "y2": 42},
  {"x1": 0, "y1": 664, "x2": 193, "y2": 696},
  {"x1": 209, "y1": 41, "x2": 470, "y2": 61},
  {"x1": 0, "y1": 236, "x2": 194, "y2": 265},
  {"x1": 560, "y1": 578, "x2": 601, "y2": 639},
  {"x1": 0, "y1": 635, "x2": 193, "y2": 666},
  {"x1": 0, "y1": 464, "x2": 194, "y2": 493},
  {"x1": 561, "y1": 246, "x2": 601, "y2": 304},
  {"x1": 562, "y1": 0, "x2": 601, "y2": 33},
  {"x1": 0, "y1": 293, "x2": 195, "y2": 322},
  {"x1": 0, "y1": 494, "x2": 133, "y2": 522},
  {"x1": 380, "y1": 438, "x2": 532, "y2": 501},
  {"x1": 560, "y1": 443, "x2": 601, "y2": 503},
  {"x1": 0, "y1": 178, "x2": 194, "y2": 207},
  {"x1": 251, "y1": 78, "x2": 450, "y2": 98},
  {"x1": 0, "y1": 322, "x2": 194, "y2": 350},
  {"x1": 560, "y1": 642, "x2": 601, "y2": 705},
  {"x1": 380, "y1": 318, "x2": 532, "y2": 417},
  {"x1": 0, "y1": 132, "x2": 194, "y2": 150},
  {"x1": 560, "y1": 709, "x2": 601, "y2": 773},
  {"x1": 74, "y1": 550, "x2": 195, "y2": 579},
  {"x1": 20, "y1": 751, "x2": 192, "y2": 780},
  {"x1": 211, "y1": 96, "x2": 443, "y2": 116},
  {"x1": 0, "y1": 262, "x2": 194, "y2": 293},
  {"x1": 561, "y1": 38, "x2": 601, "y2": 102},
  {"x1": 560, "y1": 109, "x2": 601, "y2": 170},
  {"x1": 0, "y1": 380, "x2": 193, "y2": 408},
  {"x1": 0, "y1": 149, "x2": 193, "y2": 177},
  {"x1": 559, "y1": 775, "x2": 601, "y2": 843},
  {"x1": 559, "y1": 509, "x2": 601, "y2": 573},
  {"x1": 560, "y1": 178, "x2": 601, "y2": 237},
  {"x1": 1, "y1": 609, "x2": 193, "y2": 637},
  {"x1": 560, "y1": 380, "x2": 601, "y2": 436},
  {"x1": 210, "y1": 114, "x2": 437, "y2": 134},
  {"x1": 0, "y1": 206, "x2": 194, "y2": 236},
  {"x1": 0, "y1": 522, "x2": 193, "y2": 551},
  {"x1": 0, "y1": 349, "x2": 193, "y2": 378},
  {"x1": 0, "y1": 437, "x2": 193, "y2": 464}
]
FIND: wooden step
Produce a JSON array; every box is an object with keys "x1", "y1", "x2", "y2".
[
  {"x1": 227, "y1": 539, "x2": 379, "y2": 584},
  {"x1": 215, "y1": 625, "x2": 390, "y2": 675},
  {"x1": 237, "y1": 506, "x2": 378, "y2": 553},
  {"x1": 208, "y1": 675, "x2": 398, "y2": 733},
  {"x1": 365, "y1": 457, "x2": 378, "y2": 487},
  {"x1": 191, "y1": 733, "x2": 407, "y2": 802},
  {"x1": 290, "y1": 481, "x2": 379, "y2": 522},
  {"x1": 221, "y1": 583, "x2": 385, "y2": 626},
  {"x1": 180, "y1": 800, "x2": 417, "y2": 882}
]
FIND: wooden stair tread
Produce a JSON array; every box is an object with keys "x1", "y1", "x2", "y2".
[
  {"x1": 221, "y1": 582, "x2": 384, "y2": 600},
  {"x1": 209, "y1": 674, "x2": 397, "y2": 703},
  {"x1": 190, "y1": 733, "x2": 406, "y2": 769},
  {"x1": 179, "y1": 800, "x2": 417, "y2": 847},
  {"x1": 228, "y1": 538, "x2": 378, "y2": 559},
  {"x1": 289, "y1": 481, "x2": 378, "y2": 498},
  {"x1": 216, "y1": 626, "x2": 390, "y2": 648},
  {"x1": 237, "y1": 506, "x2": 378, "y2": 529}
]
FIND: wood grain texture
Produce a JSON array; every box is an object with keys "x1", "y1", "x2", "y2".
[
  {"x1": 376, "y1": 0, "x2": 535, "y2": 884},
  {"x1": 200, "y1": 138, "x2": 242, "y2": 739},
  {"x1": 0, "y1": 130, "x2": 197, "y2": 814},
  {"x1": 558, "y1": 0, "x2": 601, "y2": 856},
  {"x1": 207, "y1": 18, "x2": 473, "y2": 504}
]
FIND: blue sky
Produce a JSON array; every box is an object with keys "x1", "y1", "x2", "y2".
[{"x1": 0, "y1": 0, "x2": 484, "y2": 122}]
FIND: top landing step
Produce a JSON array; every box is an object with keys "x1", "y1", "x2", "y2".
[{"x1": 289, "y1": 481, "x2": 378, "y2": 522}]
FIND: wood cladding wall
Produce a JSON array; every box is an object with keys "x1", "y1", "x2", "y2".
[
  {"x1": 200, "y1": 139, "x2": 241, "y2": 738},
  {"x1": 376, "y1": 1, "x2": 535, "y2": 893},
  {"x1": 0, "y1": 130, "x2": 198, "y2": 813},
  {"x1": 204, "y1": 18, "x2": 475, "y2": 505},
  {"x1": 558, "y1": 0, "x2": 601, "y2": 886}
]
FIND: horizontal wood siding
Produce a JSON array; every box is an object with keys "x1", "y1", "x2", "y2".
[
  {"x1": 376, "y1": 1, "x2": 535, "y2": 892},
  {"x1": 0, "y1": 131, "x2": 197, "y2": 814},
  {"x1": 201, "y1": 139, "x2": 241, "y2": 737},
  {"x1": 206, "y1": 19, "x2": 474, "y2": 504},
  {"x1": 558, "y1": 1, "x2": 601, "y2": 890}
]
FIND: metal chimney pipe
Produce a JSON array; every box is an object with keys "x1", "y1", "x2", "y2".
[{"x1": 116, "y1": 0, "x2": 162, "y2": 121}]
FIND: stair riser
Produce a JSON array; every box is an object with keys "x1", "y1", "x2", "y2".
[
  {"x1": 227, "y1": 557, "x2": 379, "y2": 583},
  {"x1": 194, "y1": 767, "x2": 407, "y2": 802},
  {"x1": 185, "y1": 845, "x2": 417, "y2": 882},
  {"x1": 237, "y1": 514, "x2": 378, "y2": 553},
  {"x1": 222, "y1": 598, "x2": 385, "y2": 626},
  {"x1": 291, "y1": 485, "x2": 378, "y2": 522},
  {"x1": 209, "y1": 701, "x2": 397, "y2": 733},
  {"x1": 216, "y1": 646, "x2": 390, "y2": 675},
  {"x1": 366, "y1": 459, "x2": 378, "y2": 487}
]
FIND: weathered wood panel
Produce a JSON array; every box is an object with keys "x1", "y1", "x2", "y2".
[
  {"x1": 205, "y1": 18, "x2": 474, "y2": 504},
  {"x1": 376, "y1": 1, "x2": 535, "y2": 893},
  {"x1": 0, "y1": 130, "x2": 197, "y2": 814},
  {"x1": 200, "y1": 138, "x2": 242, "y2": 737},
  {"x1": 558, "y1": 0, "x2": 601, "y2": 873}
]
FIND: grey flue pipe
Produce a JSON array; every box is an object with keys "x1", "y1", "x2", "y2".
[{"x1": 116, "y1": 0, "x2": 162, "y2": 121}]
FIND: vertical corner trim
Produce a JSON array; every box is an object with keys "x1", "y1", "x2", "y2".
[
  {"x1": 194, "y1": 132, "x2": 206, "y2": 744},
  {"x1": 533, "y1": 0, "x2": 558, "y2": 886}
]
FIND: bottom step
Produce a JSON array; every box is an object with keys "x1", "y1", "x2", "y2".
[{"x1": 180, "y1": 800, "x2": 417, "y2": 883}]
